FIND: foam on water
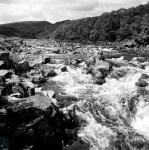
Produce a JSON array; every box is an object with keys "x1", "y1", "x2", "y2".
[
  {"x1": 132, "y1": 101, "x2": 149, "y2": 139},
  {"x1": 52, "y1": 64, "x2": 149, "y2": 149}
]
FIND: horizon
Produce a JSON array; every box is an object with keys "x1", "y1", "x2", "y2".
[{"x1": 0, "y1": 0, "x2": 149, "y2": 24}]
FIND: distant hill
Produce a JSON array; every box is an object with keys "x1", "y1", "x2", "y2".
[
  {"x1": 0, "y1": 21, "x2": 67, "y2": 39},
  {"x1": 0, "y1": 25, "x2": 23, "y2": 37},
  {"x1": 38, "y1": 20, "x2": 69, "y2": 38}
]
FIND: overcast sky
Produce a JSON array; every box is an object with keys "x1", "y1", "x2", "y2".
[{"x1": 0, "y1": 0, "x2": 148, "y2": 24}]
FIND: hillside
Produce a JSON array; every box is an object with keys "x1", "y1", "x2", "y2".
[
  {"x1": 51, "y1": 2, "x2": 149, "y2": 43},
  {"x1": 0, "y1": 21, "x2": 52, "y2": 38},
  {"x1": 0, "y1": 21, "x2": 66, "y2": 39},
  {"x1": 0, "y1": 25, "x2": 23, "y2": 37},
  {"x1": 38, "y1": 20, "x2": 69, "y2": 38}
]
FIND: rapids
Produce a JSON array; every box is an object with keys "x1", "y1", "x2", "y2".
[{"x1": 52, "y1": 63, "x2": 149, "y2": 149}]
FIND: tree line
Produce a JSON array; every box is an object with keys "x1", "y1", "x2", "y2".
[{"x1": 50, "y1": 2, "x2": 149, "y2": 43}]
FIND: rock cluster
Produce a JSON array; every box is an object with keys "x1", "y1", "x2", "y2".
[
  {"x1": 0, "y1": 38, "x2": 84, "y2": 150},
  {"x1": 1, "y1": 37, "x2": 149, "y2": 150}
]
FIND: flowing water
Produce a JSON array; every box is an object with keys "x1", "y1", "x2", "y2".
[{"x1": 51, "y1": 59, "x2": 149, "y2": 149}]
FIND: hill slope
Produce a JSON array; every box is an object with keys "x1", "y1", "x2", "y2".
[
  {"x1": 51, "y1": 2, "x2": 149, "y2": 43},
  {"x1": 0, "y1": 20, "x2": 68, "y2": 39},
  {"x1": 0, "y1": 25, "x2": 23, "y2": 37}
]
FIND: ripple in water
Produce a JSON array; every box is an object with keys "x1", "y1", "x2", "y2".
[{"x1": 52, "y1": 65, "x2": 149, "y2": 149}]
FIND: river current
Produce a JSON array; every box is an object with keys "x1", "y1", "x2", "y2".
[{"x1": 51, "y1": 56, "x2": 149, "y2": 150}]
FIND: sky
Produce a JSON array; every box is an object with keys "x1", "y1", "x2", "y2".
[{"x1": 0, "y1": 0, "x2": 149, "y2": 24}]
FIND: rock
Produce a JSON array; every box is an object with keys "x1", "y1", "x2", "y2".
[
  {"x1": 106, "y1": 59, "x2": 128, "y2": 68},
  {"x1": 0, "y1": 61, "x2": 6, "y2": 69},
  {"x1": 47, "y1": 70, "x2": 57, "y2": 77},
  {"x1": 63, "y1": 138, "x2": 90, "y2": 150},
  {"x1": 42, "y1": 90, "x2": 56, "y2": 98},
  {"x1": 0, "y1": 70, "x2": 12, "y2": 78},
  {"x1": 0, "y1": 52, "x2": 10, "y2": 69},
  {"x1": 15, "y1": 60, "x2": 30, "y2": 76},
  {"x1": 59, "y1": 65, "x2": 67, "y2": 72},
  {"x1": 57, "y1": 92, "x2": 78, "y2": 102},
  {"x1": 136, "y1": 74, "x2": 149, "y2": 87},
  {"x1": 6, "y1": 95, "x2": 57, "y2": 125},
  {"x1": 4, "y1": 95, "x2": 63, "y2": 150},
  {"x1": 5, "y1": 74, "x2": 20, "y2": 84},
  {"x1": 140, "y1": 74, "x2": 149, "y2": 80},
  {"x1": 95, "y1": 61, "x2": 111, "y2": 74},
  {"x1": 94, "y1": 71, "x2": 103, "y2": 79},
  {"x1": 0, "y1": 83, "x2": 13, "y2": 96},
  {"x1": 136, "y1": 80, "x2": 148, "y2": 87},
  {"x1": 42, "y1": 57, "x2": 51, "y2": 64},
  {"x1": 93, "y1": 77, "x2": 106, "y2": 85},
  {"x1": 0, "y1": 96, "x2": 8, "y2": 108},
  {"x1": 31, "y1": 76, "x2": 46, "y2": 84}
]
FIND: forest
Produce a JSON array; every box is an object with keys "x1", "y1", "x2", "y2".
[{"x1": 50, "y1": 2, "x2": 149, "y2": 43}]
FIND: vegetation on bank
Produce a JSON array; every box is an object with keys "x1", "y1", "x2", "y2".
[{"x1": 51, "y1": 2, "x2": 149, "y2": 44}]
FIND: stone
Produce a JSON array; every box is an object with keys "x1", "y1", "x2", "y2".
[
  {"x1": 57, "y1": 92, "x2": 78, "y2": 102},
  {"x1": 0, "y1": 96, "x2": 8, "y2": 108},
  {"x1": 47, "y1": 70, "x2": 57, "y2": 77},
  {"x1": 140, "y1": 74, "x2": 149, "y2": 80},
  {"x1": 15, "y1": 60, "x2": 30, "y2": 76},
  {"x1": 95, "y1": 61, "x2": 111, "y2": 73},
  {"x1": 25, "y1": 115, "x2": 62, "y2": 150},
  {"x1": 31, "y1": 76, "x2": 46, "y2": 84},
  {"x1": 59, "y1": 65, "x2": 67, "y2": 72},
  {"x1": 0, "y1": 70, "x2": 11, "y2": 78},
  {"x1": 63, "y1": 138, "x2": 90, "y2": 150},
  {"x1": 136, "y1": 80, "x2": 148, "y2": 87},
  {"x1": 42, "y1": 57, "x2": 51, "y2": 64},
  {"x1": 0, "y1": 52, "x2": 10, "y2": 69},
  {"x1": 6, "y1": 95, "x2": 57, "y2": 125}
]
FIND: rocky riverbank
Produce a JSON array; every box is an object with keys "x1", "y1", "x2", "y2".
[{"x1": 1, "y1": 37, "x2": 149, "y2": 150}]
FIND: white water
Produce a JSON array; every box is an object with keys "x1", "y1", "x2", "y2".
[{"x1": 51, "y1": 64, "x2": 149, "y2": 149}]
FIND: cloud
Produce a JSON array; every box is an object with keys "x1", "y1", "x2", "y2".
[
  {"x1": 0, "y1": 0, "x2": 12, "y2": 4},
  {"x1": 0, "y1": 0, "x2": 148, "y2": 24}
]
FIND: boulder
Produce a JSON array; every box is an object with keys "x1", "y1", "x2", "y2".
[
  {"x1": 42, "y1": 57, "x2": 51, "y2": 64},
  {"x1": 0, "y1": 52, "x2": 10, "y2": 69},
  {"x1": 140, "y1": 74, "x2": 149, "y2": 80},
  {"x1": 6, "y1": 95, "x2": 57, "y2": 124},
  {"x1": 0, "y1": 96, "x2": 8, "y2": 108},
  {"x1": 0, "y1": 61, "x2": 6, "y2": 69},
  {"x1": 136, "y1": 74, "x2": 149, "y2": 87},
  {"x1": 59, "y1": 65, "x2": 67, "y2": 72},
  {"x1": 136, "y1": 80, "x2": 148, "y2": 87},
  {"x1": 47, "y1": 70, "x2": 57, "y2": 77},
  {"x1": 31, "y1": 76, "x2": 46, "y2": 84},
  {"x1": 15, "y1": 60, "x2": 30, "y2": 76},
  {"x1": 94, "y1": 61, "x2": 111, "y2": 73},
  {"x1": 0, "y1": 70, "x2": 11, "y2": 78},
  {"x1": 63, "y1": 138, "x2": 90, "y2": 150},
  {"x1": 57, "y1": 92, "x2": 78, "y2": 102},
  {"x1": 5, "y1": 95, "x2": 63, "y2": 150}
]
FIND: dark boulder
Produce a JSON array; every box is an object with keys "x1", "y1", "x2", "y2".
[
  {"x1": 0, "y1": 52, "x2": 10, "y2": 69},
  {"x1": 136, "y1": 80, "x2": 148, "y2": 87},
  {"x1": 136, "y1": 74, "x2": 149, "y2": 87},
  {"x1": 15, "y1": 60, "x2": 30, "y2": 76},
  {"x1": 47, "y1": 70, "x2": 57, "y2": 77},
  {"x1": 59, "y1": 65, "x2": 67, "y2": 72},
  {"x1": 0, "y1": 70, "x2": 12, "y2": 79},
  {"x1": 5, "y1": 95, "x2": 63, "y2": 150},
  {"x1": 63, "y1": 138, "x2": 90, "y2": 150}
]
